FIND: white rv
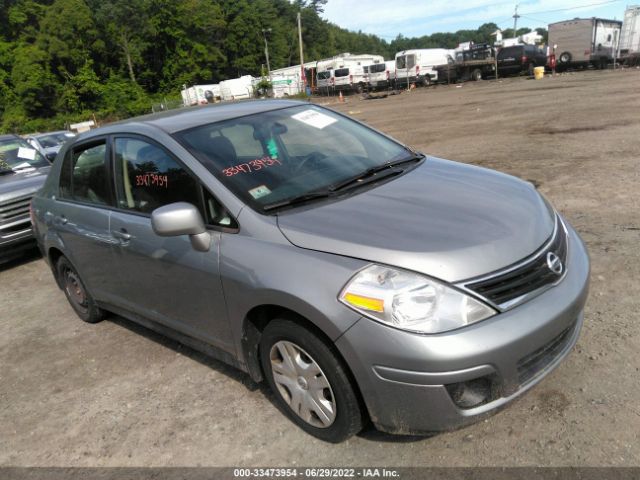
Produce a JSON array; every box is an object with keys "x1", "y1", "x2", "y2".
[
  {"x1": 366, "y1": 60, "x2": 395, "y2": 90},
  {"x1": 315, "y1": 53, "x2": 384, "y2": 93},
  {"x1": 219, "y1": 75, "x2": 255, "y2": 101},
  {"x1": 549, "y1": 18, "x2": 622, "y2": 69},
  {"x1": 394, "y1": 49, "x2": 451, "y2": 87}
]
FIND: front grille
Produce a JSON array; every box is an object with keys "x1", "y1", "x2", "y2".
[
  {"x1": 464, "y1": 215, "x2": 568, "y2": 308},
  {"x1": 0, "y1": 194, "x2": 32, "y2": 223},
  {"x1": 517, "y1": 321, "x2": 576, "y2": 386}
]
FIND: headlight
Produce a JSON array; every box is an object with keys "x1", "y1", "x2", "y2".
[{"x1": 339, "y1": 265, "x2": 496, "y2": 334}]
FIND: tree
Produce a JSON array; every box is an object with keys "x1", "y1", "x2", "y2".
[{"x1": 93, "y1": 0, "x2": 148, "y2": 84}]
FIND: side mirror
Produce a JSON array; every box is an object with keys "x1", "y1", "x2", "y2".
[{"x1": 151, "y1": 202, "x2": 211, "y2": 252}]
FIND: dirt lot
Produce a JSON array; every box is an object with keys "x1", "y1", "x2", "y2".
[{"x1": 1, "y1": 69, "x2": 639, "y2": 467}]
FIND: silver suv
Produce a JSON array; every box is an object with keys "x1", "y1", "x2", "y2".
[
  {"x1": 32, "y1": 100, "x2": 590, "y2": 442},
  {"x1": 1, "y1": 134, "x2": 51, "y2": 262}
]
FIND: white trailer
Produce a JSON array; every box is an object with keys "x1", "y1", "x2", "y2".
[
  {"x1": 269, "y1": 74, "x2": 303, "y2": 98},
  {"x1": 181, "y1": 84, "x2": 221, "y2": 106},
  {"x1": 619, "y1": 6, "x2": 640, "y2": 55},
  {"x1": 219, "y1": 75, "x2": 255, "y2": 102},
  {"x1": 394, "y1": 49, "x2": 451, "y2": 87},
  {"x1": 549, "y1": 18, "x2": 622, "y2": 70}
]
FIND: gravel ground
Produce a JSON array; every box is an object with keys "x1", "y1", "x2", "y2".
[{"x1": 1, "y1": 68, "x2": 639, "y2": 467}]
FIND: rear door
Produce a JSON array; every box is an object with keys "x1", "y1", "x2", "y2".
[
  {"x1": 53, "y1": 138, "x2": 118, "y2": 301},
  {"x1": 107, "y1": 135, "x2": 234, "y2": 351}
]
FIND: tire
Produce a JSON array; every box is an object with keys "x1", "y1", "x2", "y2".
[
  {"x1": 259, "y1": 318, "x2": 364, "y2": 442},
  {"x1": 471, "y1": 69, "x2": 482, "y2": 81},
  {"x1": 559, "y1": 52, "x2": 572, "y2": 64},
  {"x1": 56, "y1": 256, "x2": 105, "y2": 324}
]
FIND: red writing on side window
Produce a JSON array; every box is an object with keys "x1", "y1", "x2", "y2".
[
  {"x1": 223, "y1": 156, "x2": 282, "y2": 177},
  {"x1": 136, "y1": 173, "x2": 169, "y2": 188}
]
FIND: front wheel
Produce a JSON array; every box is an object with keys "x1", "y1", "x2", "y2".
[
  {"x1": 471, "y1": 69, "x2": 482, "y2": 81},
  {"x1": 260, "y1": 319, "x2": 365, "y2": 442}
]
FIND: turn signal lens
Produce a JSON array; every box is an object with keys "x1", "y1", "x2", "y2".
[{"x1": 342, "y1": 293, "x2": 384, "y2": 313}]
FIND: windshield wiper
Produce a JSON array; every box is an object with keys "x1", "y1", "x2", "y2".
[
  {"x1": 262, "y1": 153, "x2": 424, "y2": 213},
  {"x1": 0, "y1": 167, "x2": 15, "y2": 175},
  {"x1": 328, "y1": 153, "x2": 424, "y2": 192},
  {"x1": 262, "y1": 190, "x2": 335, "y2": 212}
]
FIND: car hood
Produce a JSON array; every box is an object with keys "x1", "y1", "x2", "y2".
[
  {"x1": 0, "y1": 166, "x2": 50, "y2": 202},
  {"x1": 276, "y1": 157, "x2": 554, "y2": 283}
]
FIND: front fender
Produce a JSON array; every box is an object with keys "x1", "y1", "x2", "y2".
[{"x1": 219, "y1": 233, "x2": 365, "y2": 365}]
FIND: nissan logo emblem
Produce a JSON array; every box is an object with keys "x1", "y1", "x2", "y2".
[{"x1": 546, "y1": 252, "x2": 563, "y2": 275}]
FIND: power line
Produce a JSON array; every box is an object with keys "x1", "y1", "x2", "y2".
[{"x1": 520, "y1": 0, "x2": 622, "y2": 16}]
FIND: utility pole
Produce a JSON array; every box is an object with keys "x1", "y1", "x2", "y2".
[
  {"x1": 297, "y1": 12, "x2": 305, "y2": 87},
  {"x1": 262, "y1": 28, "x2": 272, "y2": 80},
  {"x1": 512, "y1": 4, "x2": 520, "y2": 37}
]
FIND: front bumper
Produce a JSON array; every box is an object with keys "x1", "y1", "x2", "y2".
[
  {"x1": 335, "y1": 222, "x2": 590, "y2": 434},
  {"x1": 0, "y1": 219, "x2": 36, "y2": 261}
]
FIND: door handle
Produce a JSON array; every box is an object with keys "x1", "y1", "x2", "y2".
[
  {"x1": 55, "y1": 215, "x2": 68, "y2": 225},
  {"x1": 112, "y1": 229, "x2": 132, "y2": 242}
]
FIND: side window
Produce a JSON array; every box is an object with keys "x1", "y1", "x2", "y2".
[
  {"x1": 113, "y1": 137, "x2": 201, "y2": 214},
  {"x1": 60, "y1": 142, "x2": 109, "y2": 205},
  {"x1": 203, "y1": 189, "x2": 237, "y2": 229}
]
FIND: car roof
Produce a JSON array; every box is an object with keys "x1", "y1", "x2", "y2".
[
  {"x1": 0, "y1": 134, "x2": 20, "y2": 142},
  {"x1": 34, "y1": 130, "x2": 71, "y2": 138},
  {"x1": 108, "y1": 99, "x2": 307, "y2": 135}
]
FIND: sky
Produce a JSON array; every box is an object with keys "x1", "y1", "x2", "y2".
[{"x1": 321, "y1": 0, "x2": 627, "y2": 39}]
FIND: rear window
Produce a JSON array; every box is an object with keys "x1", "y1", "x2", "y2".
[
  {"x1": 334, "y1": 68, "x2": 349, "y2": 77},
  {"x1": 396, "y1": 55, "x2": 415, "y2": 69},
  {"x1": 498, "y1": 46, "x2": 522, "y2": 59},
  {"x1": 369, "y1": 63, "x2": 386, "y2": 73},
  {"x1": 317, "y1": 71, "x2": 331, "y2": 80}
]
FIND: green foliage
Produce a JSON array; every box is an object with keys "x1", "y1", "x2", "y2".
[{"x1": 0, "y1": 0, "x2": 545, "y2": 134}]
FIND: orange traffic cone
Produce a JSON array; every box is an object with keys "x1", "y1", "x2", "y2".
[{"x1": 339, "y1": 91, "x2": 344, "y2": 103}]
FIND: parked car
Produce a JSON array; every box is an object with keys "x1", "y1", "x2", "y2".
[
  {"x1": 1, "y1": 134, "x2": 51, "y2": 262},
  {"x1": 26, "y1": 131, "x2": 76, "y2": 162},
  {"x1": 497, "y1": 44, "x2": 547, "y2": 76},
  {"x1": 32, "y1": 100, "x2": 590, "y2": 442}
]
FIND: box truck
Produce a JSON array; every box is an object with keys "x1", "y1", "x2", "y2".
[{"x1": 549, "y1": 18, "x2": 622, "y2": 70}]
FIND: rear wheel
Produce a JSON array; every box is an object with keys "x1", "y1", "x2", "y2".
[
  {"x1": 527, "y1": 63, "x2": 535, "y2": 77},
  {"x1": 260, "y1": 319, "x2": 364, "y2": 442},
  {"x1": 471, "y1": 69, "x2": 482, "y2": 81},
  {"x1": 56, "y1": 256, "x2": 105, "y2": 323}
]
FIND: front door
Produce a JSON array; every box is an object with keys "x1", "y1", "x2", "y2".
[{"x1": 107, "y1": 135, "x2": 234, "y2": 352}]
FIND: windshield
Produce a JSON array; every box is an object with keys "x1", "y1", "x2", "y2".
[
  {"x1": 334, "y1": 68, "x2": 349, "y2": 77},
  {"x1": 35, "y1": 132, "x2": 74, "y2": 148},
  {"x1": 0, "y1": 137, "x2": 49, "y2": 171},
  {"x1": 369, "y1": 63, "x2": 386, "y2": 73},
  {"x1": 175, "y1": 105, "x2": 411, "y2": 212}
]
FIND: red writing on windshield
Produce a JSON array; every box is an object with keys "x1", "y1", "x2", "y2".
[
  {"x1": 223, "y1": 156, "x2": 282, "y2": 177},
  {"x1": 136, "y1": 173, "x2": 168, "y2": 188}
]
